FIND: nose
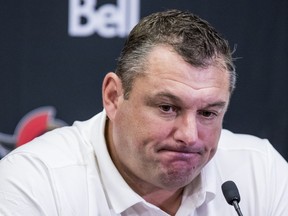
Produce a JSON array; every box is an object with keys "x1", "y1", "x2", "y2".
[{"x1": 173, "y1": 113, "x2": 198, "y2": 145}]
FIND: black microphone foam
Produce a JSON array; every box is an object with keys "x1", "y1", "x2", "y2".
[{"x1": 221, "y1": 180, "x2": 241, "y2": 205}]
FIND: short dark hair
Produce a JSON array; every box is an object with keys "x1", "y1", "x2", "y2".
[{"x1": 115, "y1": 9, "x2": 236, "y2": 99}]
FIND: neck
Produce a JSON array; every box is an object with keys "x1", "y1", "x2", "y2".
[
  {"x1": 105, "y1": 119, "x2": 184, "y2": 215},
  {"x1": 143, "y1": 188, "x2": 184, "y2": 215}
]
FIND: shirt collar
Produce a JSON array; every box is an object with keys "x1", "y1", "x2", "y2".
[
  {"x1": 91, "y1": 110, "x2": 144, "y2": 214},
  {"x1": 180, "y1": 158, "x2": 217, "y2": 211},
  {"x1": 201, "y1": 158, "x2": 217, "y2": 203}
]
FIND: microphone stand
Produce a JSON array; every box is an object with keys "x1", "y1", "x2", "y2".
[{"x1": 232, "y1": 200, "x2": 243, "y2": 216}]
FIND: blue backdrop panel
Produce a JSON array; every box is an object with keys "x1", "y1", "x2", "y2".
[{"x1": 0, "y1": 0, "x2": 287, "y2": 159}]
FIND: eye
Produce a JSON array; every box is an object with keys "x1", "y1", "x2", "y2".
[
  {"x1": 159, "y1": 104, "x2": 178, "y2": 114},
  {"x1": 198, "y1": 110, "x2": 217, "y2": 119}
]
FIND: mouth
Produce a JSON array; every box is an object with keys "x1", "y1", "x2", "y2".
[
  {"x1": 156, "y1": 146, "x2": 205, "y2": 165},
  {"x1": 157, "y1": 145, "x2": 204, "y2": 155},
  {"x1": 155, "y1": 148, "x2": 205, "y2": 175}
]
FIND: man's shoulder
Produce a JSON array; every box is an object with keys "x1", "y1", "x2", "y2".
[
  {"x1": 1, "y1": 112, "x2": 104, "y2": 169},
  {"x1": 0, "y1": 112, "x2": 107, "y2": 215},
  {"x1": 218, "y1": 129, "x2": 270, "y2": 153}
]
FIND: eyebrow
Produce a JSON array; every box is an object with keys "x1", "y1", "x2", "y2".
[
  {"x1": 145, "y1": 92, "x2": 182, "y2": 104},
  {"x1": 204, "y1": 101, "x2": 227, "y2": 109},
  {"x1": 145, "y1": 92, "x2": 227, "y2": 109}
]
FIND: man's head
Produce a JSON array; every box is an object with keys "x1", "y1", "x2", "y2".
[
  {"x1": 115, "y1": 9, "x2": 236, "y2": 99},
  {"x1": 103, "y1": 9, "x2": 233, "y2": 194}
]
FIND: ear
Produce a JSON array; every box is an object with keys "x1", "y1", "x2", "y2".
[{"x1": 102, "y1": 72, "x2": 123, "y2": 120}]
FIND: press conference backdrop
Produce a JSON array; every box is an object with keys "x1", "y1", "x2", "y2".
[{"x1": 0, "y1": 0, "x2": 287, "y2": 160}]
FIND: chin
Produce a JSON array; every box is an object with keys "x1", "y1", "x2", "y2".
[{"x1": 158, "y1": 169, "x2": 199, "y2": 190}]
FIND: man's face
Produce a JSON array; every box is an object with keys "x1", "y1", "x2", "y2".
[{"x1": 106, "y1": 46, "x2": 230, "y2": 192}]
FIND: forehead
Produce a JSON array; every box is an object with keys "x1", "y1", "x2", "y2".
[
  {"x1": 142, "y1": 46, "x2": 230, "y2": 92},
  {"x1": 128, "y1": 46, "x2": 231, "y2": 110}
]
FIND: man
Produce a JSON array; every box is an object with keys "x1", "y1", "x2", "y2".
[{"x1": 0, "y1": 9, "x2": 287, "y2": 216}]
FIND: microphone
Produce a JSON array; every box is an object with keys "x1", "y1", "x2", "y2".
[{"x1": 221, "y1": 180, "x2": 243, "y2": 216}]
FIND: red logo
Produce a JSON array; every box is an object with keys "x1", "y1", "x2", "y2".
[{"x1": 0, "y1": 107, "x2": 66, "y2": 159}]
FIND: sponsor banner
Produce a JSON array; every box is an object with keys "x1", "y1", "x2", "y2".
[
  {"x1": 0, "y1": 107, "x2": 66, "y2": 159},
  {"x1": 68, "y1": 0, "x2": 140, "y2": 38}
]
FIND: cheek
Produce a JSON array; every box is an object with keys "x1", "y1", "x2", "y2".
[
  {"x1": 114, "y1": 106, "x2": 153, "y2": 146},
  {"x1": 131, "y1": 119, "x2": 167, "y2": 149},
  {"x1": 121, "y1": 115, "x2": 169, "y2": 158},
  {"x1": 114, "y1": 99, "x2": 173, "y2": 149},
  {"x1": 199, "y1": 124, "x2": 222, "y2": 152}
]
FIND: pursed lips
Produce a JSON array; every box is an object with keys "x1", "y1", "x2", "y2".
[
  {"x1": 156, "y1": 147, "x2": 204, "y2": 168},
  {"x1": 157, "y1": 145, "x2": 205, "y2": 156}
]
